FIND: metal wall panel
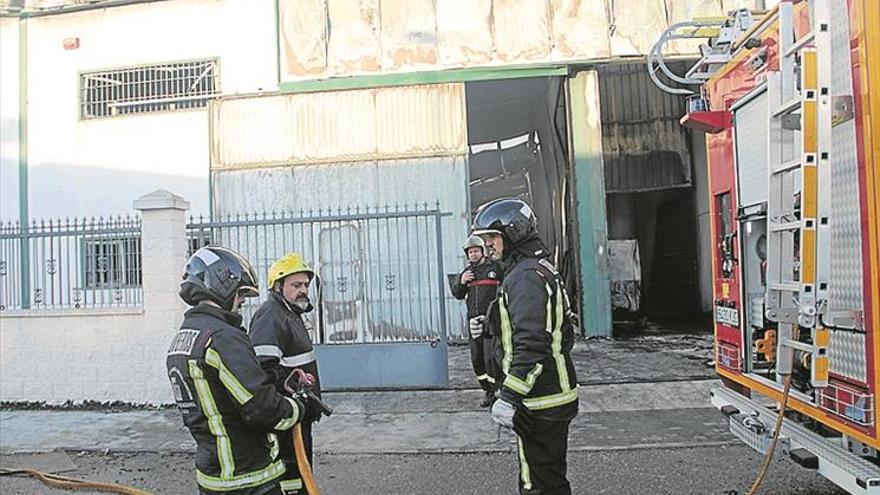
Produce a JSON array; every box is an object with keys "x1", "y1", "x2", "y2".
[
  {"x1": 827, "y1": 0, "x2": 865, "y2": 382},
  {"x1": 212, "y1": 156, "x2": 470, "y2": 339},
  {"x1": 598, "y1": 63, "x2": 692, "y2": 193},
  {"x1": 210, "y1": 83, "x2": 467, "y2": 170},
  {"x1": 734, "y1": 90, "x2": 769, "y2": 208}
]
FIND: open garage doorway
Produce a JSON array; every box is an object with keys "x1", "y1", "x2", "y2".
[{"x1": 464, "y1": 76, "x2": 579, "y2": 296}]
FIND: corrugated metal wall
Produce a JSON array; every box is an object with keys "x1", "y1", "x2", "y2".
[
  {"x1": 209, "y1": 83, "x2": 471, "y2": 338},
  {"x1": 210, "y1": 83, "x2": 467, "y2": 170},
  {"x1": 598, "y1": 62, "x2": 692, "y2": 193}
]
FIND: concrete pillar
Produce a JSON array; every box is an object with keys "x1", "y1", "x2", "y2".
[
  {"x1": 133, "y1": 189, "x2": 190, "y2": 404},
  {"x1": 569, "y1": 71, "x2": 612, "y2": 337}
]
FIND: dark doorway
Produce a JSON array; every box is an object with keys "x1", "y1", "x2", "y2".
[{"x1": 464, "y1": 76, "x2": 578, "y2": 292}]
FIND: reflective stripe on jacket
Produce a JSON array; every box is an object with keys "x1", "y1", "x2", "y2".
[
  {"x1": 249, "y1": 293, "x2": 322, "y2": 420},
  {"x1": 494, "y1": 253, "x2": 579, "y2": 418},
  {"x1": 166, "y1": 304, "x2": 300, "y2": 493}
]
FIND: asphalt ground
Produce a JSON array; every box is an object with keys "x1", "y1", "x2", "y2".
[
  {"x1": 0, "y1": 329, "x2": 849, "y2": 494},
  {"x1": 0, "y1": 446, "x2": 846, "y2": 494}
]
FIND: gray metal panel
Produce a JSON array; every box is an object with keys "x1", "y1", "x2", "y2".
[
  {"x1": 734, "y1": 90, "x2": 769, "y2": 207},
  {"x1": 315, "y1": 342, "x2": 448, "y2": 389},
  {"x1": 598, "y1": 63, "x2": 692, "y2": 193},
  {"x1": 212, "y1": 156, "x2": 470, "y2": 339},
  {"x1": 828, "y1": 0, "x2": 864, "y2": 316},
  {"x1": 827, "y1": 0, "x2": 865, "y2": 382}
]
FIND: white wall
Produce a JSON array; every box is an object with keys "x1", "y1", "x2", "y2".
[
  {"x1": 0, "y1": 190, "x2": 189, "y2": 405},
  {"x1": 0, "y1": 17, "x2": 19, "y2": 222},
  {"x1": 15, "y1": 0, "x2": 277, "y2": 221}
]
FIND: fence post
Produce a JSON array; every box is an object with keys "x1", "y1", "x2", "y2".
[
  {"x1": 434, "y1": 212, "x2": 448, "y2": 343},
  {"x1": 133, "y1": 189, "x2": 190, "y2": 403}
]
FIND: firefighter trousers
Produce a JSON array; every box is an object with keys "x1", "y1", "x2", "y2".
[
  {"x1": 470, "y1": 335, "x2": 496, "y2": 393},
  {"x1": 513, "y1": 414, "x2": 573, "y2": 495},
  {"x1": 277, "y1": 421, "x2": 313, "y2": 495}
]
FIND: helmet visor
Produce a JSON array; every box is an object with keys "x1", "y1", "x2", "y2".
[{"x1": 237, "y1": 285, "x2": 260, "y2": 298}]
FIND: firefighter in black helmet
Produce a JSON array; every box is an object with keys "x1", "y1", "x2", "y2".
[
  {"x1": 167, "y1": 246, "x2": 305, "y2": 495},
  {"x1": 473, "y1": 198, "x2": 579, "y2": 495},
  {"x1": 451, "y1": 235, "x2": 503, "y2": 407}
]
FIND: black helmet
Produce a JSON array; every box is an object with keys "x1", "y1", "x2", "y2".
[
  {"x1": 471, "y1": 198, "x2": 538, "y2": 247},
  {"x1": 179, "y1": 246, "x2": 260, "y2": 311}
]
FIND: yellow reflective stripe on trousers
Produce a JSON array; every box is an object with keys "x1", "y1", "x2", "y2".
[
  {"x1": 196, "y1": 460, "x2": 285, "y2": 492},
  {"x1": 280, "y1": 478, "x2": 304, "y2": 492},
  {"x1": 188, "y1": 359, "x2": 235, "y2": 479},
  {"x1": 503, "y1": 363, "x2": 544, "y2": 395},
  {"x1": 205, "y1": 348, "x2": 254, "y2": 405},
  {"x1": 522, "y1": 386, "x2": 579, "y2": 410},
  {"x1": 516, "y1": 436, "x2": 532, "y2": 490},
  {"x1": 499, "y1": 295, "x2": 513, "y2": 374},
  {"x1": 548, "y1": 283, "x2": 571, "y2": 393}
]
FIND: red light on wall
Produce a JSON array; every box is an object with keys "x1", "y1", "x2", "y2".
[{"x1": 63, "y1": 37, "x2": 80, "y2": 50}]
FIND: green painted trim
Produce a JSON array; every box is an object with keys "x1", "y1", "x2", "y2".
[
  {"x1": 279, "y1": 65, "x2": 569, "y2": 93},
  {"x1": 273, "y1": 0, "x2": 280, "y2": 87},
  {"x1": 568, "y1": 71, "x2": 611, "y2": 337},
  {"x1": 18, "y1": 18, "x2": 29, "y2": 309}
]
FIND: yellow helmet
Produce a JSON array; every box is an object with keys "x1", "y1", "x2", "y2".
[{"x1": 267, "y1": 253, "x2": 314, "y2": 289}]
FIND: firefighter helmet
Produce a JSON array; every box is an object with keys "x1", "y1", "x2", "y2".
[
  {"x1": 179, "y1": 246, "x2": 260, "y2": 311},
  {"x1": 471, "y1": 197, "x2": 538, "y2": 247},
  {"x1": 267, "y1": 252, "x2": 314, "y2": 290},
  {"x1": 462, "y1": 235, "x2": 486, "y2": 255}
]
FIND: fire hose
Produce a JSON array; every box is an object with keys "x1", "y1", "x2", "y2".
[
  {"x1": 0, "y1": 467, "x2": 155, "y2": 495},
  {"x1": 745, "y1": 349, "x2": 795, "y2": 495},
  {"x1": 0, "y1": 371, "x2": 332, "y2": 495},
  {"x1": 285, "y1": 368, "x2": 334, "y2": 495}
]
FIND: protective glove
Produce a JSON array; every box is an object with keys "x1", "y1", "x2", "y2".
[
  {"x1": 276, "y1": 396, "x2": 305, "y2": 430},
  {"x1": 469, "y1": 316, "x2": 486, "y2": 339},
  {"x1": 491, "y1": 398, "x2": 516, "y2": 429}
]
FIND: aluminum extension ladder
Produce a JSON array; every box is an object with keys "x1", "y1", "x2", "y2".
[{"x1": 765, "y1": 0, "x2": 831, "y2": 387}]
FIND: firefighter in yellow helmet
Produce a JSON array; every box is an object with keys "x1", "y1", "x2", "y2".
[{"x1": 249, "y1": 253, "x2": 323, "y2": 495}]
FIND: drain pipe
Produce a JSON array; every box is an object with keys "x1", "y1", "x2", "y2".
[{"x1": 17, "y1": 15, "x2": 29, "y2": 309}]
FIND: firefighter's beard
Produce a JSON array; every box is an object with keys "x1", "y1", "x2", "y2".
[{"x1": 292, "y1": 296, "x2": 313, "y2": 313}]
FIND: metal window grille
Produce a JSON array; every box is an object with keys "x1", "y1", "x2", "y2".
[
  {"x1": 80, "y1": 59, "x2": 219, "y2": 119},
  {"x1": 84, "y1": 236, "x2": 142, "y2": 288}
]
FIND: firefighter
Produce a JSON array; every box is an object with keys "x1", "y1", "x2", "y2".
[
  {"x1": 166, "y1": 246, "x2": 304, "y2": 495},
  {"x1": 473, "y1": 198, "x2": 579, "y2": 495},
  {"x1": 249, "y1": 253, "x2": 322, "y2": 495},
  {"x1": 451, "y1": 235, "x2": 503, "y2": 407}
]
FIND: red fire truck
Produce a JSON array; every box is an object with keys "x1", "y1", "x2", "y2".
[{"x1": 651, "y1": 0, "x2": 879, "y2": 492}]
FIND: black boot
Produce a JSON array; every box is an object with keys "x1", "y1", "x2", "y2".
[{"x1": 480, "y1": 390, "x2": 494, "y2": 408}]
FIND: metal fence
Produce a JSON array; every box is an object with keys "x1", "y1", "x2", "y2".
[
  {"x1": 0, "y1": 216, "x2": 143, "y2": 311},
  {"x1": 186, "y1": 204, "x2": 451, "y2": 345}
]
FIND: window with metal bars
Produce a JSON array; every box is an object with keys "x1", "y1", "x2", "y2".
[
  {"x1": 79, "y1": 59, "x2": 219, "y2": 119},
  {"x1": 83, "y1": 236, "x2": 142, "y2": 288}
]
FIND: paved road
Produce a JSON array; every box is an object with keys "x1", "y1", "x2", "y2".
[{"x1": 0, "y1": 445, "x2": 845, "y2": 494}]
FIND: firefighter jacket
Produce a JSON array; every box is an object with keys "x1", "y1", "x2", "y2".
[
  {"x1": 450, "y1": 259, "x2": 503, "y2": 320},
  {"x1": 490, "y1": 240, "x2": 579, "y2": 420},
  {"x1": 249, "y1": 292, "x2": 322, "y2": 422},
  {"x1": 166, "y1": 304, "x2": 301, "y2": 493}
]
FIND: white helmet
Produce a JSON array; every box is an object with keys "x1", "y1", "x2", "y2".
[{"x1": 462, "y1": 235, "x2": 485, "y2": 255}]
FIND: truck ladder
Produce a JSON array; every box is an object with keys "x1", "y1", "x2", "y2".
[{"x1": 765, "y1": 0, "x2": 832, "y2": 387}]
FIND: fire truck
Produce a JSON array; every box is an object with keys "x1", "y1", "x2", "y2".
[{"x1": 650, "y1": 0, "x2": 879, "y2": 492}]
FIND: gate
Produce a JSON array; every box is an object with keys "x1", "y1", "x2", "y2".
[{"x1": 186, "y1": 204, "x2": 451, "y2": 389}]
